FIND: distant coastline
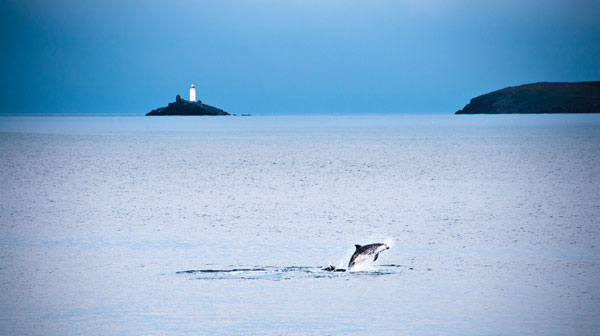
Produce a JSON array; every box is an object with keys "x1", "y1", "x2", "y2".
[{"x1": 456, "y1": 81, "x2": 600, "y2": 114}]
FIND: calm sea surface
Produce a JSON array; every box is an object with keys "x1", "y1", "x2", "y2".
[{"x1": 1, "y1": 115, "x2": 599, "y2": 335}]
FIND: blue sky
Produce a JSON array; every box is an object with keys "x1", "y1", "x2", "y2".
[{"x1": 1, "y1": 0, "x2": 599, "y2": 115}]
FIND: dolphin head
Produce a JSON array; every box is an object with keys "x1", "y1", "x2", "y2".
[{"x1": 375, "y1": 243, "x2": 390, "y2": 255}]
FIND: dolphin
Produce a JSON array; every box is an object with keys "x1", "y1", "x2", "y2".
[{"x1": 348, "y1": 243, "x2": 390, "y2": 271}]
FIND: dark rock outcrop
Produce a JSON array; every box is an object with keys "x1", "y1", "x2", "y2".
[
  {"x1": 456, "y1": 81, "x2": 600, "y2": 114},
  {"x1": 146, "y1": 95, "x2": 230, "y2": 116}
]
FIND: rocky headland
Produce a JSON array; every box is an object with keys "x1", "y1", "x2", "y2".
[
  {"x1": 146, "y1": 95, "x2": 230, "y2": 116},
  {"x1": 456, "y1": 81, "x2": 600, "y2": 114}
]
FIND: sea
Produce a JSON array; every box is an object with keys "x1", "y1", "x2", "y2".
[{"x1": 0, "y1": 114, "x2": 599, "y2": 335}]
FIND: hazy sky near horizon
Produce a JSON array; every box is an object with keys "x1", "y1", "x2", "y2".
[{"x1": 1, "y1": 0, "x2": 599, "y2": 115}]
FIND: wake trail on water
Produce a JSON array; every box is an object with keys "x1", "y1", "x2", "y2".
[
  {"x1": 175, "y1": 264, "x2": 402, "y2": 280},
  {"x1": 177, "y1": 237, "x2": 398, "y2": 280}
]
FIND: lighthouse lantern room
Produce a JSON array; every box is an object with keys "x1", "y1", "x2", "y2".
[{"x1": 189, "y1": 84, "x2": 196, "y2": 102}]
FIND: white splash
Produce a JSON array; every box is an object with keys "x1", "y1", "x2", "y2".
[
  {"x1": 335, "y1": 246, "x2": 357, "y2": 270},
  {"x1": 384, "y1": 237, "x2": 395, "y2": 249},
  {"x1": 347, "y1": 261, "x2": 378, "y2": 273}
]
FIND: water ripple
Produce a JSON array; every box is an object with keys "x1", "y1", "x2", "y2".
[{"x1": 176, "y1": 265, "x2": 403, "y2": 280}]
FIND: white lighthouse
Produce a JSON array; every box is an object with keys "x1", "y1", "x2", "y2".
[{"x1": 189, "y1": 84, "x2": 196, "y2": 102}]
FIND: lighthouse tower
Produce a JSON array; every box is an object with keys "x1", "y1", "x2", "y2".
[{"x1": 189, "y1": 84, "x2": 196, "y2": 102}]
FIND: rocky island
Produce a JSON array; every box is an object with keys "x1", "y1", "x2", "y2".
[
  {"x1": 146, "y1": 95, "x2": 230, "y2": 116},
  {"x1": 456, "y1": 81, "x2": 600, "y2": 114}
]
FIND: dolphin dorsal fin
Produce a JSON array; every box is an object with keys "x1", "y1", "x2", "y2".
[{"x1": 354, "y1": 244, "x2": 362, "y2": 250}]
